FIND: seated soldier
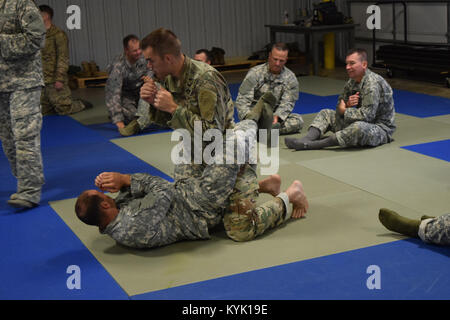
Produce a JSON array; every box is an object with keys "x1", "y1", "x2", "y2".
[
  {"x1": 379, "y1": 209, "x2": 450, "y2": 246},
  {"x1": 194, "y1": 49, "x2": 212, "y2": 65},
  {"x1": 105, "y1": 35, "x2": 150, "y2": 133},
  {"x1": 285, "y1": 48, "x2": 396, "y2": 151},
  {"x1": 75, "y1": 119, "x2": 309, "y2": 249},
  {"x1": 236, "y1": 42, "x2": 304, "y2": 135}
]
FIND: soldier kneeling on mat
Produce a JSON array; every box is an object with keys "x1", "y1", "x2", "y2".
[
  {"x1": 75, "y1": 120, "x2": 309, "y2": 249},
  {"x1": 285, "y1": 48, "x2": 396, "y2": 151}
]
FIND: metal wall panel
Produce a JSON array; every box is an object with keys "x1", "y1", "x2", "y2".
[{"x1": 35, "y1": 0, "x2": 312, "y2": 70}]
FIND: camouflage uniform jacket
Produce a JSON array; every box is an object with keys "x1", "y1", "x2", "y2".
[
  {"x1": 105, "y1": 53, "x2": 149, "y2": 123},
  {"x1": 41, "y1": 24, "x2": 69, "y2": 85},
  {"x1": 101, "y1": 173, "x2": 226, "y2": 249},
  {"x1": 337, "y1": 68, "x2": 396, "y2": 138},
  {"x1": 236, "y1": 62, "x2": 299, "y2": 121},
  {"x1": 148, "y1": 56, "x2": 235, "y2": 136},
  {"x1": 0, "y1": 0, "x2": 45, "y2": 92}
]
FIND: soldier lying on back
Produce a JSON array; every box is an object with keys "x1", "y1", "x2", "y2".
[
  {"x1": 285, "y1": 48, "x2": 396, "y2": 151},
  {"x1": 75, "y1": 119, "x2": 309, "y2": 249}
]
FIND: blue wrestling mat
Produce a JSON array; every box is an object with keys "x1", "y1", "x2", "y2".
[
  {"x1": 393, "y1": 90, "x2": 450, "y2": 118},
  {"x1": 1, "y1": 86, "x2": 449, "y2": 301},
  {"x1": 228, "y1": 84, "x2": 450, "y2": 118},
  {"x1": 87, "y1": 122, "x2": 172, "y2": 140},
  {"x1": 0, "y1": 205, "x2": 128, "y2": 299},
  {"x1": 131, "y1": 238, "x2": 450, "y2": 300},
  {"x1": 402, "y1": 139, "x2": 450, "y2": 162}
]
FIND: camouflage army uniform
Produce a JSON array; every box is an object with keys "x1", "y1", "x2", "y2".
[
  {"x1": 419, "y1": 214, "x2": 450, "y2": 246},
  {"x1": 41, "y1": 24, "x2": 85, "y2": 115},
  {"x1": 146, "y1": 57, "x2": 288, "y2": 242},
  {"x1": 236, "y1": 62, "x2": 304, "y2": 135},
  {"x1": 0, "y1": 0, "x2": 46, "y2": 205},
  {"x1": 310, "y1": 69, "x2": 396, "y2": 147},
  {"x1": 101, "y1": 120, "x2": 289, "y2": 248},
  {"x1": 105, "y1": 53, "x2": 149, "y2": 124},
  {"x1": 146, "y1": 56, "x2": 235, "y2": 180}
]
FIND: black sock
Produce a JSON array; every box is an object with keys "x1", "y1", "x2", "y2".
[
  {"x1": 285, "y1": 134, "x2": 338, "y2": 150},
  {"x1": 305, "y1": 127, "x2": 321, "y2": 141},
  {"x1": 284, "y1": 127, "x2": 321, "y2": 149}
]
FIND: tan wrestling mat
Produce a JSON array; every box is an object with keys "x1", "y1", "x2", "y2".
[
  {"x1": 297, "y1": 75, "x2": 346, "y2": 96},
  {"x1": 50, "y1": 178, "x2": 415, "y2": 297},
  {"x1": 50, "y1": 113, "x2": 450, "y2": 296}
]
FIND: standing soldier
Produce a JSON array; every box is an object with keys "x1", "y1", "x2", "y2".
[
  {"x1": 105, "y1": 34, "x2": 150, "y2": 134},
  {"x1": 39, "y1": 5, "x2": 91, "y2": 116},
  {"x1": 0, "y1": 0, "x2": 46, "y2": 209},
  {"x1": 236, "y1": 42, "x2": 304, "y2": 135}
]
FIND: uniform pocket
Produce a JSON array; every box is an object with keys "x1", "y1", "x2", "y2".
[{"x1": 0, "y1": 13, "x2": 19, "y2": 35}]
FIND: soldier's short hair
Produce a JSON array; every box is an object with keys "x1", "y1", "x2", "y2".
[
  {"x1": 123, "y1": 34, "x2": 140, "y2": 50},
  {"x1": 346, "y1": 48, "x2": 368, "y2": 62},
  {"x1": 39, "y1": 5, "x2": 54, "y2": 19},
  {"x1": 141, "y1": 28, "x2": 182, "y2": 58},
  {"x1": 75, "y1": 192, "x2": 103, "y2": 226},
  {"x1": 271, "y1": 42, "x2": 289, "y2": 53},
  {"x1": 195, "y1": 49, "x2": 212, "y2": 63}
]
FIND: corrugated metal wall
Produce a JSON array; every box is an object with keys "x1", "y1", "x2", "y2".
[{"x1": 35, "y1": 0, "x2": 334, "y2": 70}]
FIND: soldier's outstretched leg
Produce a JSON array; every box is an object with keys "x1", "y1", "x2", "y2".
[
  {"x1": 379, "y1": 209, "x2": 450, "y2": 246},
  {"x1": 418, "y1": 213, "x2": 450, "y2": 246},
  {"x1": 335, "y1": 121, "x2": 388, "y2": 148},
  {"x1": 285, "y1": 109, "x2": 341, "y2": 150},
  {"x1": 4, "y1": 88, "x2": 45, "y2": 208}
]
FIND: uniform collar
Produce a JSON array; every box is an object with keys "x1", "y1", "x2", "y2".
[
  {"x1": 100, "y1": 211, "x2": 122, "y2": 235},
  {"x1": 265, "y1": 62, "x2": 284, "y2": 81},
  {"x1": 165, "y1": 55, "x2": 190, "y2": 93}
]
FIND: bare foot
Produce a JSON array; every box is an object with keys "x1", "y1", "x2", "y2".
[
  {"x1": 258, "y1": 174, "x2": 281, "y2": 197},
  {"x1": 285, "y1": 180, "x2": 309, "y2": 219}
]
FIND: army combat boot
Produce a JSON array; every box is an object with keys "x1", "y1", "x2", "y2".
[
  {"x1": 119, "y1": 119, "x2": 140, "y2": 136},
  {"x1": 244, "y1": 91, "x2": 276, "y2": 130}
]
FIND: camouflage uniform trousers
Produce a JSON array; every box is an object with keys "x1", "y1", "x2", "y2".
[
  {"x1": 0, "y1": 87, "x2": 44, "y2": 204},
  {"x1": 223, "y1": 164, "x2": 286, "y2": 242},
  {"x1": 117, "y1": 95, "x2": 139, "y2": 125},
  {"x1": 41, "y1": 83, "x2": 85, "y2": 115},
  {"x1": 135, "y1": 99, "x2": 149, "y2": 130},
  {"x1": 310, "y1": 109, "x2": 388, "y2": 147},
  {"x1": 278, "y1": 112, "x2": 304, "y2": 135},
  {"x1": 172, "y1": 119, "x2": 287, "y2": 242},
  {"x1": 418, "y1": 213, "x2": 450, "y2": 246}
]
